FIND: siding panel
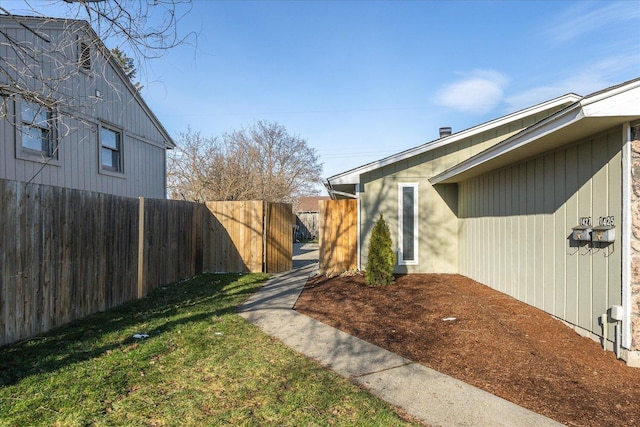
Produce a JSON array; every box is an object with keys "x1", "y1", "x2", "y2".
[
  {"x1": 534, "y1": 157, "x2": 545, "y2": 309},
  {"x1": 0, "y1": 20, "x2": 169, "y2": 199},
  {"x1": 526, "y1": 160, "x2": 536, "y2": 306},
  {"x1": 518, "y1": 163, "x2": 528, "y2": 301},
  {"x1": 458, "y1": 127, "x2": 622, "y2": 342},
  {"x1": 543, "y1": 155, "x2": 556, "y2": 313},
  {"x1": 591, "y1": 137, "x2": 609, "y2": 335},
  {"x1": 577, "y1": 141, "x2": 593, "y2": 330},
  {"x1": 565, "y1": 145, "x2": 579, "y2": 325},
  {"x1": 554, "y1": 150, "x2": 567, "y2": 318}
]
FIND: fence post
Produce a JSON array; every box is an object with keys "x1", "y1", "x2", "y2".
[
  {"x1": 137, "y1": 197, "x2": 145, "y2": 298},
  {"x1": 262, "y1": 201, "x2": 267, "y2": 273}
]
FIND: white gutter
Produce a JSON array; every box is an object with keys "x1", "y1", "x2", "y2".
[
  {"x1": 430, "y1": 103, "x2": 584, "y2": 185},
  {"x1": 324, "y1": 178, "x2": 357, "y2": 200},
  {"x1": 431, "y1": 79, "x2": 640, "y2": 185},
  {"x1": 328, "y1": 190, "x2": 357, "y2": 199},
  {"x1": 327, "y1": 94, "x2": 581, "y2": 187},
  {"x1": 323, "y1": 179, "x2": 335, "y2": 199}
]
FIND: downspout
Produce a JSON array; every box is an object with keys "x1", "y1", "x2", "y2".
[
  {"x1": 356, "y1": 183, "x2": 361, "y2": 271},
  {"x1": 622, "y1": 122, "x2": 632, "y2": 350},
  {"x1": 601, "y1": 312, "x2": 608, "y2": 350},
  {"x1": 325, "y1": 179, "x2": 358, "y2": 199},
  {"x1": 325, "y1": 179, "x2": 337, "y2": 200}
]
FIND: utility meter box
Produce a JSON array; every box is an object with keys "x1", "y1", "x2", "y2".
[
  {"x1": 571, "y1": 225, "x2": 592, "y2": 242},
  {"x1": 592, "y1": 225, "x2": 615, "y2": 243},
  {"x1": 609, "y1": 305, "x2": 624, "y2": 321}
]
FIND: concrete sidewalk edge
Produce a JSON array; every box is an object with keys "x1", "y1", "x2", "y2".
[{"x1": 238, "y1": 247, "x2": 564, "y2": 427}]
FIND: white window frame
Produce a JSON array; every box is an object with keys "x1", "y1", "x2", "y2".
[{"x1": 398, "y1": 182, "x2": 419, "y2": 265}]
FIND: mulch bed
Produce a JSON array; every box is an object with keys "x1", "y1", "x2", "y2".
[{"x1": 294, "y1": 273, "x2": 640, "y2": 426}]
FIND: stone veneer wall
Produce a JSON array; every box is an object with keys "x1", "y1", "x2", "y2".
[{"x1": 631, "y1": 128, "x2": 640, "y2": 351}]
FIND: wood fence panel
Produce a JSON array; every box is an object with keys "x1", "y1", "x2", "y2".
[
  {"x1": 319, "y1": 199, "x2": 358, "y2": 275},
  {"x1": 1, "y1": 177, "x2": 295, "y2": 346},
  {"x1": 295, "y1": 212, "x2": 320, "y2": 240},
  {"x1": 205, "y1": 201, "x2": 264, "y2": 273},
  {"x1": 0, "y1": 179, "x2": 139, "y2": 347},
  {"x1": 265, "y1": 203, "x2": 293, "y2": 273},
  {"x1": 250, "y1": 202, "x2": 264, "y2": 271},
  {"x1": 141, "y1": 198, "x2": 199, "y2": 295},
  {"x1": 3, "y1": 180, "x2": 18, "y2": 345}
]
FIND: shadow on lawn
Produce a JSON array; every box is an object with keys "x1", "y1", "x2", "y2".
[{"x1": 0, "y1": 273, "x2": 267, "y2": 387}]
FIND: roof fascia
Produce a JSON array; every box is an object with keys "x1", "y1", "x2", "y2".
[
  {"x1": 430, "y1": 79, "x2": 640, "y2": 185},
  {"x1": 581, "y1": 79, "x2": 640, "y2": 118},
  {"x1": 429, "y1": 104, "x2": 583, "y2": 185},
  {"x1": 83, "y1": 24, "x2": 177, "y2": 149},
  {"x1": 326, "y1": 93, "x2": 581, "y2": 186}
]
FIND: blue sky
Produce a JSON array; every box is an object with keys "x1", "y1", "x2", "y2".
[{"x1": 4, "y1": 0, "x2": 640, "y2": 187}]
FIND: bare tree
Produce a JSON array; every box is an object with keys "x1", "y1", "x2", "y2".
[
  {"x1": 167, "y1": 128, "x2": 221, "y2": 203},
  {"x1": 2, "y1": 1, "x2": 193, "y2": 59},
  {"x1": 224, "y1": 121, "x2": 323, "y2": 203},
  {"x1": 168, "y1": 121, "x2": 323, "y2": 204},
  {"x1": 1, "y1": 1, "x2": 193, "y2": 100},
  {"x1": 1, "y1": 1, "x2": 193, "y2": 106}
]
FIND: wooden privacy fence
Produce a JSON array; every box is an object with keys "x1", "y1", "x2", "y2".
[
  {"x1": 318, "y1": 199, "x2": 357, "y2": 275},
  {"x1": 0, "y1": 178, "x2": 293, "y2": 347},
  {"x1": 203, "y1": 201, "x2": 293, "y2": 276},
  {"x1": 265, "y1": 202, "x2": 296, "y2": 273}
]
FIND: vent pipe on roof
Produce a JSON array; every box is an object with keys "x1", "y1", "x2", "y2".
[{"x1": 439, "y1": 127, "x2": 452, "y2": 138}]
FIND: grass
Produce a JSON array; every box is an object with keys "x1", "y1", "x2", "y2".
[{"x1": 0, "y1": 273, "x2": 417, "y2": 426}]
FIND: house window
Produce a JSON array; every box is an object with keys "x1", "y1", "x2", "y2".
[
  {"x1": 79, "y1": 41, "x2": 91, "y2": 71},
  {"x1": 398, "y1": 183, "x2": 419, "y2": 265},
  {"x1": 100, "y1": 125, "x2": 123, "y2": 173},
  {"x1": 21, "y1": 100, "x2": 56, "y2": 158}
]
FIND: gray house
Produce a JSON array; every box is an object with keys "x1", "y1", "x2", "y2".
[{"x1": 0, "y1": 15, "x2": 174, "y2": 198}]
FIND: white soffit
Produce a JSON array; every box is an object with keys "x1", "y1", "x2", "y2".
[
  {"x1": 325, "y1": 93, "x2": 581, "y2": 186},
  {"x1": 430, "y1": 80, "x2": 640, "y2": 185}
]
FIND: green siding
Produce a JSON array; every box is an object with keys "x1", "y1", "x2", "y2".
[
  {"x1": 359, "y1": 104, "x2": 569, "y2": 274},
  {"x1": 459, "y1": 127, "x2": 623, "y2": 338}
]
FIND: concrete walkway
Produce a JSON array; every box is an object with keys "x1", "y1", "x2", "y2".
[{"x1": 238, "y1": 243, "x2": 564, "y2": 427}]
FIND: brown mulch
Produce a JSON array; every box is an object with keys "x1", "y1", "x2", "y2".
[{"x1": 294, "y1": 273, "x2": 640, "y2": 427}]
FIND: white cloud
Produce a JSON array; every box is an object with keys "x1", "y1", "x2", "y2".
[
  {"x1": 505, "y1": 86, "x2": 571, "y2": 113},
  {"x1": 505, "y1": 53, "x2": 640, "y2": 111},
  {"x1": 434, "y1": 70, "x2": 509, "y2": 115},
  {"x1": 544, "y1": 2, "x2": 640, "y2": 45}
]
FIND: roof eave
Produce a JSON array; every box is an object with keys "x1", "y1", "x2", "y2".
[
  {"x1": 326, "y1": 93, "x2": 581, "y2": 186},
  {"x1": 429, "y1": 105, "x2": 584, "y2": 185},
  {"x1": 430, "y1": 79, "x2": 640, "y2": 185}
]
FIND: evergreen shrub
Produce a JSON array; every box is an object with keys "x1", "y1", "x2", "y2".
[{"x1": 365, "y1": 213, "x2": 396, "y2": 286}]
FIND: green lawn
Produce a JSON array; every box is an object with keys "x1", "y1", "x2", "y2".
[{"x1": 0, "y1": 273, "x2": 417, "y2": 426}]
